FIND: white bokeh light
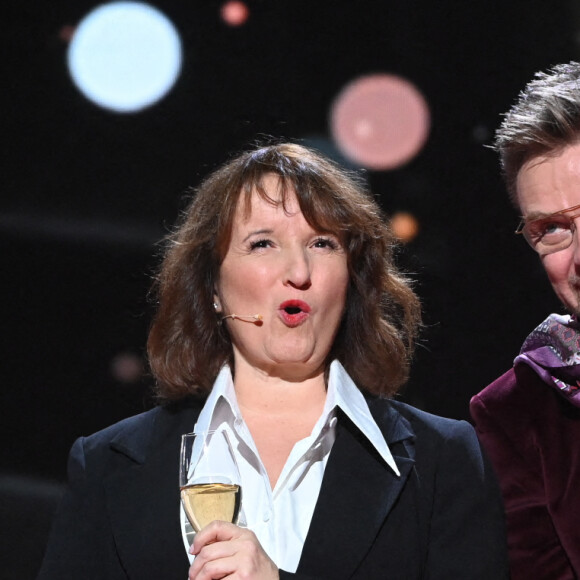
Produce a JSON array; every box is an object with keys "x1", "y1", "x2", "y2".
[{"x1": 68, "y1": 2, "x2": 182, "y2": 113}]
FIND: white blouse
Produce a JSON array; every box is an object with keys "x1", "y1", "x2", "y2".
[{"x1": 181, "y1": 360, "x2": 399, "y2": 573}]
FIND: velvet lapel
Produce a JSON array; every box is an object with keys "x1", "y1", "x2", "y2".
[
  {"x1": 103, "y1": 401, "x2": 202, "y2": 579},
  {"x1": 296, "y1": 401, "x2": 415, "y2": 579}
]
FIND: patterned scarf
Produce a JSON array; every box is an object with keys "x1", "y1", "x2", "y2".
[{"x1": 515, "y1": 313, "x2": 580, "y2": 408}]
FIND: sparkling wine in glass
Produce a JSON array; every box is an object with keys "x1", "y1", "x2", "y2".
[{"x1": 179, "y1": 430, "x2": 242, "y2": 533}]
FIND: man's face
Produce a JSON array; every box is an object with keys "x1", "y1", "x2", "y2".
[{"x1": 517, "y1": 142, "x2": 580, "y2": 315}]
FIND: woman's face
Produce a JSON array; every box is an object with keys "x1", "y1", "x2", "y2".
[{"x1": 215, "y1": 175, "x2": 349, "y2": 380}]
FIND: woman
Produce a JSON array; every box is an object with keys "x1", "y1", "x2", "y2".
[{"x1": 38, "y1": 143, "x2": 507, "y2": 579}]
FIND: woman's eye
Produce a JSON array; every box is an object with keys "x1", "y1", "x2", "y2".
[
  {"x1": 249, "y1": 239, "x2": 272, "y2": 250},
  {"x1": 313, "y1": 237, "x2": 339, "y2": 249}
]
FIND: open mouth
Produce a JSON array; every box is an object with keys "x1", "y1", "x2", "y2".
[{"x1": 278, "y1": 300, "x2": 310, "y2": 326}]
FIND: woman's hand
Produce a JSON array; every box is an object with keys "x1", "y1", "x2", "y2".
[{"x1": 189, "y1": 521, "x2": 279, "y2": 580}]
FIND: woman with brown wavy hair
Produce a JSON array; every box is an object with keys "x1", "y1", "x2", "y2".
[
  {"x1": 148, "y1": 142, "x2": 419, "y2": 401},
  {"x1": 38, "y1": 143, "x2": 507, "y2": 580}
]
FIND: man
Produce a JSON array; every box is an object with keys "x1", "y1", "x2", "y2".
[{"x1": 470, "y1": 61, "x2": 580, "y2": 580}]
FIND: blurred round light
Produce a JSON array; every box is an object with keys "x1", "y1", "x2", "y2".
[
  {"x1": 110, "y1": 352, "x2": 144, "y2": 383},
  {"x1": 59, "y1": 25, "x2": 75, "y2": 43},
  {"x1": 390, "y1": 211, "x2": 420, "y2": 243},
  {"x1": 221, "y1": 1, "x2": 250, "y2": 27},
  {"x1": 330, "y1": 73, "x2": 430, "y2": 170},
  {"x1": 68, "y1": 2, "x2": 182, "y2": 113}
]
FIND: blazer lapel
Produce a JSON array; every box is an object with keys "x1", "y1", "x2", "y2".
[
  {"x1": 297, "y1": 401, "x2": 415, "y2": 579},
  {"x1": 103, "y1": 402, "x2": 202, "y2": 579}
]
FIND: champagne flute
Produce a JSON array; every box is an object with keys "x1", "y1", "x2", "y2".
[{"x1": 179, "y1": 430, "x2": 242, "y2": 533}]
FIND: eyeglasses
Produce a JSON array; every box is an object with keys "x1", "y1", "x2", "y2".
[{"x1": 516, "y1": 202, "x2": 580, "y2": 255}]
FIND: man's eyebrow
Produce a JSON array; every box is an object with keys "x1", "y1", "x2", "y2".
[
  {"x1": 523, "y1": 211, "x2": 555, "y2": 221},
  {"x1": 524, "y1": 203, "x2": 580, "y2": 221}
]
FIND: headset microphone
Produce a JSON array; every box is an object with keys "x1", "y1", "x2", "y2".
[{"x1": 221, "y1": 314, "x2": 263, "y2": 322}]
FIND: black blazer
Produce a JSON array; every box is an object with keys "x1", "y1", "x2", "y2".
[{"x1": 37, "y1": 397, "x2": 508, "y2": 579}]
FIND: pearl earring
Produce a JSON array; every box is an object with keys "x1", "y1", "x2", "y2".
[{"x1": 213, "y1": 302, "x2": 218, "y2": 310}]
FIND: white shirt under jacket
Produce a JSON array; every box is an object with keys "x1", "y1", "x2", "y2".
[{"x1": 181, "y1": 360, "x2": 400, "y2": 573}]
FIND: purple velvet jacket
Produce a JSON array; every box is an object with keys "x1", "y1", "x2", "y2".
[{"x1": 471, "y1": 363, "x2": 580, "y2": 579}]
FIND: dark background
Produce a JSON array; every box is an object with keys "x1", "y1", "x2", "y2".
[{"x1": 1, "y1": 0, "x2": 574, "y2": 575}]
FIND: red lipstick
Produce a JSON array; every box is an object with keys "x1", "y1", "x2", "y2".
[{"x1": 278, "y1": 300, "x2": 311, "y2": 327}]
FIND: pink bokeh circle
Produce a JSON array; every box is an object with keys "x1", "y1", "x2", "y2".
[
  {"x1": 221, "y1": 1, "x2": 249, "y2": 27},
  {"x1": 110, "y1": 352, "x2": 144, "y2": 384},
  {"x1": 330, "y1": 73, "x2": 430, "y2": 170}
]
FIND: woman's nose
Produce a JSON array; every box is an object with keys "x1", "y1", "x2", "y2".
[{"x1": 283, "y1": 249, "x2": 312, "y2": 289}]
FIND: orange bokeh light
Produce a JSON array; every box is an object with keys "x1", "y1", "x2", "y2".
[{"x1": 390, "y1": 211, "x2": 420, "y2": 243}]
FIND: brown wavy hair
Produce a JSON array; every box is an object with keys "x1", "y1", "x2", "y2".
[
  {"x1": 494, "y1": 61, "x2": 580, "y2": 205},
  {"x1": 147, "y1": 142, "x2": 421, "y2": 400}
]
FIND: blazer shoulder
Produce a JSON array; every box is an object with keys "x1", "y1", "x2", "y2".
[
  {"x1": 470, "y1": 364, "x2": 552, "y2": 427},
  {"x1": 387, "y1": 398, "x2": 470, "y2": 431},
  {"x1": 79, "y1": 398, "x2": 204, "y2": 465},
  {"x1": 368, "y1": 396, "x2": 476, "y2": 444},
  {"x1": 471, "y1": 368, "x2": 517, "y2": 408},
  {"x1": 370, "y1": 399, "x2": 490, "y2": 479},
  {"x1": 83, "y1": 406, "x2": 161, "y2": 446}
]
